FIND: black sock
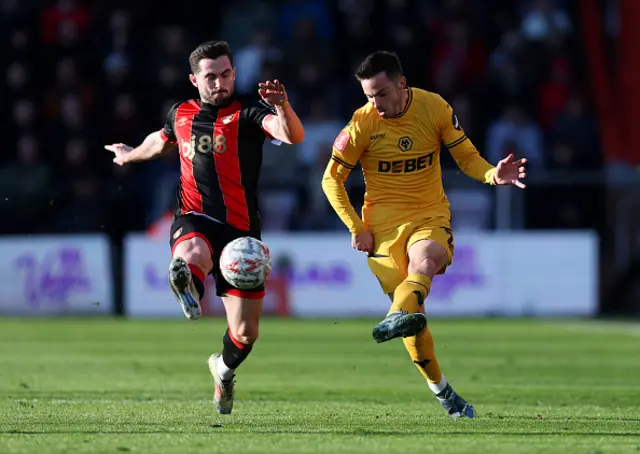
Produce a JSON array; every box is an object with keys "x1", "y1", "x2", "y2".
[
  {"x1": 187, "y1": 264, "x2": 205, "y2": 300},
  {"x1": 191, "y1": 275, "x2": 204, "y2": 301},
  {"x1": 222, "y1": 328, "x2": 253, "y2": 370}
]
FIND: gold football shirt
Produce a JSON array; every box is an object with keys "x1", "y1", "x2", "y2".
[{"x1": 322, "y1": 88, "x2": 496, "y2": 234}]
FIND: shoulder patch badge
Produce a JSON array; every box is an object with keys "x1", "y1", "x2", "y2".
[
  {"x1": 452, "y1": 112, "x2": 461, "y2": 130},
  {"x1": 334, "y1": 130, "x2": 350, "y2": 153}
]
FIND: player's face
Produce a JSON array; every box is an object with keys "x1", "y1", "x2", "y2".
[
  {"x1": 189, "y1": 56, "x2": 236, "y2": 105},
  {"x1": 360, "y1": 73, "x2": 407, "y2": 118}
]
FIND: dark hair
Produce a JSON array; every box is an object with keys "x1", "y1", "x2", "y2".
[
  {"x1": 189, "y1": 40, "x2": 234, "y2": 74},
  {"x1": 355, "y1": 51, "x2": 403, "y2": 80}
]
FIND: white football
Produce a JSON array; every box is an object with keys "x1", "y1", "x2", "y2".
[{"x1": 219, "y1": 237, "x2": 272, "y2": 290}]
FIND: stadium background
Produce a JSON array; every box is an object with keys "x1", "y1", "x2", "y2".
[
  {"x1": 1, "y1": 0, "x2": 638, "y2": 318},
  {"x1": 2, "y1": 2, "x2": 640, "y2": 453}
]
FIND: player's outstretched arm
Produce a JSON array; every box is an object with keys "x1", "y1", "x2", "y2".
[
  {"x1": 437, "y1": 95, "x2": 527, "y2": 187},
  {"x1": 448, "y1": 140, "x2": 527, "y2": 188},
  {"x1": 258, "y1": 80, "x2": 305, "y2": 144},
  {"x1": 446, "y1": 137, "x2": 498, "y2": 184},
  {"x1": 105, "y1": 130, "x2": 176, "y2": 166}
]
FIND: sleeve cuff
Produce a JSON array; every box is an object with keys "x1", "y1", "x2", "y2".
[
  {"x1": 350, "y1": 223, "x2": 366, "y2": 235},
  {"x1": 159, "y1": 129, "x2": 176, "y2": 144},
  {"x1": 486, "y1": 168, "x2": 497, "y2": 185}
]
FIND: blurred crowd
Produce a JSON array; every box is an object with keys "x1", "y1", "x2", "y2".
[{"x1": 0, "y1": 0, "x2": 610, "y2": 237}]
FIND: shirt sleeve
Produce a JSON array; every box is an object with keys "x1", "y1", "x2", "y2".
[
  {"x1": 321, "y1": 112, "x2": 369, "y2": 234},
  {"x1": 244, "y1": 97, "x2": 280, "y2": 143},
  {"x1": 437, "y1": 95, "x2": 496, "y2": 185},
  {"x1": 159, "y1": 101, "x2": 181, "y2": 144},
  {"x1": 246, "y1": 98, "x2": 277, "y2": 127}
]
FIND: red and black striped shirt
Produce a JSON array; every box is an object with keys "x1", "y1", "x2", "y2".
[{"x1": 160, "y1": 94, "x2": 275, "y2": 232}]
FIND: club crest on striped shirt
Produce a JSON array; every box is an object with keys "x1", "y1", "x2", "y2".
[{"x1": 222, "y1": 113, "x2": 237, "y2": 125}]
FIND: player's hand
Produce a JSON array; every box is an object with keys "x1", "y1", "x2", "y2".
[
  {"x1": 352, "y1": 230, "x2": 374, "y2": 256},
  {"x1": 258, "y1": 79, "x2": 288, "y2": 106},
  {"x1": 494, "y1": 153, "x2": 527, "y2": 189},
  {"x1": 105, "y1": 143, "x2": 133, "y2": 166}
]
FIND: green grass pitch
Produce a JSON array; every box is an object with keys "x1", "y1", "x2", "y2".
[{"x1": 0, "y1": 317, "x2": 639, "y2": 453}]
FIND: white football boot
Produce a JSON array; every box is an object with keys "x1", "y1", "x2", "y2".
[{"x1": 207, "y1": 353, "x2": 235, "y2": 414}]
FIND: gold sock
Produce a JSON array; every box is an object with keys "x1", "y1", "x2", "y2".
[
  {"x1": 403, "y1": 327, "x2": 443, "y2": 383},
  {"x1": 391, "y1": 274, "x2": 441, "y2": 383},
  {"x1": 389, "y1": 273, "x2": 431, "y2": 314}
]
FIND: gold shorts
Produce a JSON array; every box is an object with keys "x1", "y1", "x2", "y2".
[{"x1": 367, "y1": 217, "x2": 454, "y2": 294}]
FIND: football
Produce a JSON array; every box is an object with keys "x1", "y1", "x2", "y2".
[{"x1": 219, "y1": 237, "x2": 272, "y2": 290}]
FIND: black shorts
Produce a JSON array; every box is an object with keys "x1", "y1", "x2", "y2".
[{"x1": 169, "y1": 214, "x2": 264, "y2": 298}]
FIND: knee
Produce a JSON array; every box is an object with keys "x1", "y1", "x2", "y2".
[
  {"x1": 408, "y1": 240, "x2": 450, "y2": 277},
  {"x1": 408, "y1": 256, "x2": 441, "y2": 277},
  {"x1": 175, "y1": 239, "x2": 212, "y2": 271},
  {"x1": 181, "y1": 247, "x2": 210, "y2": 269},
  {"x1": 233, "y1": 323, "x2": 259, "y2": 345}
]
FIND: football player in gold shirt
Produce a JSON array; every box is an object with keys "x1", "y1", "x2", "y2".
[{"x1": 322, "y1": 51, "x2": 527, "y2": 420}]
